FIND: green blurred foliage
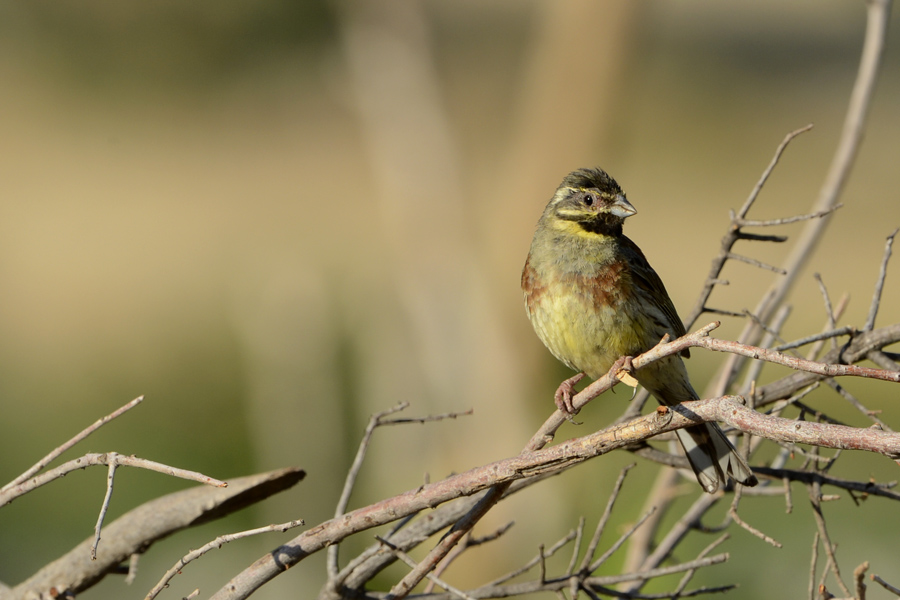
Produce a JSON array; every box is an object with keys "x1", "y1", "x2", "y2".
[{"x1": 0, "y1": 1, "x2": 899, "y2": 599}]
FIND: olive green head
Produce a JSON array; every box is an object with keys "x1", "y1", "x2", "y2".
[{"x1": 543, "y1": 167, "x2": 636, "y2": 236}]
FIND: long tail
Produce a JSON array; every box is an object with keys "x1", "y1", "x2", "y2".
[
  {"x1": 674, "y1": 423, "x2": 757, "y2": 493},
  {"x1": 641, "y1": 362, "x2": 757, "y2": 493}
]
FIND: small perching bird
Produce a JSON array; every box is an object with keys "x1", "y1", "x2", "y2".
[{"x1": 521, "y1": 167, "x2": 757, "y2": 493}]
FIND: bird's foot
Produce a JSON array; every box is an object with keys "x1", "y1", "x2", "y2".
[
  {"x1": 613, "y1": 356, "x2": 639, "y2": 388},
  {"x1": 554, "y1": 372, "x2": 586, "y2": 419}
]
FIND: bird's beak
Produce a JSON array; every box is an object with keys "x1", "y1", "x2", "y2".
[{"x1": 609, "y1": 194, "x2": 636, "y2": 219}]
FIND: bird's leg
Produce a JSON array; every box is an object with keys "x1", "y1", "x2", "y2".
[
  {"x1": 612, "y1": 355, "x2": 638, "y2": 388},
  {"x1": 554, "y1": 372, "x2": 586, "y2": 415}
]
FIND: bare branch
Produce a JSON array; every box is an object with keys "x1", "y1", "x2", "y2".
[
  {"x1": 578, "y1": 464, "x2": 634, "y2": 574},
  {"x1": 91, "y1": 457, "x2": 119, "y2": 560},
  {"x1": 872, "y1": 573, "x2": 900, "y2": 597},
  {"x1": 587, "y1": 507, "x2": 657, "y2": 572},
  {"x1": 1, "y1": 396, "x2": 144, "y2": 495},
  {"x1": 865, "y1": 227, "x2": 898, "y2": 331},
  {"x1": 809, "y1": 480, "x2": 852, "y2": 597},
  {"x1": 375, "y1": 537, "x2": 476, "y2": 600},
  {"x1": 671, "y1": 534, "x2": 730, "y2": 597},
  {"x1": 725, "y1": 252, "x2": 787, "y2": 274},
  {"x1": 809, "y1": 532, "x2": 820, "y2": 600},
  {"x1": 685, "y1": 124, "x2": 813, "y2": 327},
  {"x1": 753, "y1": 467, "x2": 900, "y2": 501},
  {"x1": 773, "y1": 327, "x2": 854, "y2": 353},
  {"x1": 10, "y1": 468, "x2": 305, "y2": 600},
  {"x1": 855, "y1": 562, "x2": 869, "y2": 600},
  {"x1": 1, "y1": 453, "x2": 226, "y2": 507},
  {"x1": 734, "y1": 205, "x2": 843, "y2": 228},
  {"x1": 722, "y1": 0, "x2": 891, "y2": 395},
  {"x1": 146, "y1": 520, "x2": 305, "y2": 600},
  {"x1": 329, "y1": 402, "x2": 410, "y2": 579},
  {"x1": 219, "y1": 317, "x2": 900, "y2": 599}
]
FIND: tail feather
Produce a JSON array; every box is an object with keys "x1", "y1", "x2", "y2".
[
  {"x1": 640, "y1": 362, "x2": 757, "y2": 493},
  {"x1": 675, "y1": 424, "x2": 757, "y2": 493}
]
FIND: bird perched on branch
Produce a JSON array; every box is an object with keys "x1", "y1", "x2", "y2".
[{"x1": 521, "y1": 167, "x2": 757, "y2": 493}]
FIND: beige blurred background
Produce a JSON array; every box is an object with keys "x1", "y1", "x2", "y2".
[{"x1": 1, "y1": 1, "x2": 899, "y2": 598}]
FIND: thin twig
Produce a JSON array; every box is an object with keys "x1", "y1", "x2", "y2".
[
  {"x1": 872, "y1": 573, "x2": 900, "y2": 596},
  {"x1": 578, "y1": 464, "x2": 634, "y2": 574},
  {"x1": 720, "y1": 0, "x2": 891, "y2": 401},
  {"x1": 685, "y1": 124, "x2": 813, "y2": 328},
  {"x1": 125, "y1": 553, "x2": 140, "y2": 585},
  {"x1": 809, "y1": 481, "x2": 852, "y2": 597},
  {"x1": 814, "y1": 274, "x2": 838, "y2": 351},
  {"x1": 1, "y1": 452, "x2": 226, "y2": 507},
  {"x1": 328, "y1": 402, "x2": 410, "y2": 579},
  {"x1": 734, "y1": 205, "x2": 843, "y2": 228},
  {"x1": 1, "y1": 396, "x2": 144, "y2": 494},
  {"x1": 773, "y1": 327, "x2": 854, "y2": 353},
  {"x1": 741, "y1": 304, "x2": 791, "y2": 403},
  {"x1": 486, "y1": 530, "x2": 576, "y2": 587},
  {"x1": 809, "y1": 532, "x2": 820, "y2": 600},
  {"x1": 146, "y1": 520, "x2": 305, "y2": 600},
  {"x1": 867, "y1": 349, "x2": 900, "y2": 371},
  {"x1": 671, "y1": 534, "x2": 730, "y2": 597},
  {"x1": 588, "y1": 506, "x2": 657, "y2": 572},
  {"x1": 825, "y1": 379, "x2": 892, "y2": 431},
  {"x1": 375, "y1": 536, "x2": 476, "y2": 600},
  {"x1": 728, "y1": 505, "x2": 782, "y2": 548},
  {"x1": 566, "y1": 517, "x2": 586, "y2": 576},
  {"x1": 627, "y1": 493, "x2": 721, "y2": 594},
  {"x1": 621, "y1": 468, "x2": 680, "y2": 576},
  {"x1": 865, "y1": 227, "x2": 898, "y2": 331},
  {"x1": 725, "y1": 252, "x2": 787, "y2": 274},
  {"x1": 91, "y1": 456, "x2": 119, "y2": 560}
]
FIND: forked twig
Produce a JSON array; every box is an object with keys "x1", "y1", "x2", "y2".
[
  {"x1": 1, "y1": 452, "x2": 226, "y2": 507},
  {"x1": 1, "y1": 395, "x2": 144, "y2": 494},
  {"x1": 146, "y1": 520, "x2": 305, "y2": 600},
  {"x1": 91, "y1": 457, "x2": 119, "y2": 559}
]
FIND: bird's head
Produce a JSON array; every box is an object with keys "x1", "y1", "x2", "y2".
[{"x1": 545, "y1": 167, "x2": 636, "y2": 236}]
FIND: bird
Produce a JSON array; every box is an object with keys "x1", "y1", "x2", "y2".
[{"x1": 521, "y1": 167, "x2": 757, "y2": 493}]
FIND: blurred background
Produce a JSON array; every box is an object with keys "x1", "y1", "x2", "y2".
[{"x1": 1, "y1": 1, "x2": 899, "y2": 598}]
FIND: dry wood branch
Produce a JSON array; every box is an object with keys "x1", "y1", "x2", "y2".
[
  {"x1": 375, "y1": 537, "x2": 476, "y2": 600},
  {"x1": 719, "y1": 0, "x2": 891, "y2": 396},
  {"x1": 865, "y1": 227, "x2": 898, "y2": 331},
  {"x1": 671, "y1": 534, "x2": 730, "y2": 597},
  {"x1": 855, "y1": 562, "x2": 869, "y2": 600},
  {"x1": 754, "y1": 323, "x2": 900, "y2": 408},
  {"x1": 231, "y1": 321, "x2": 900, "y2": 599},
  {"x1": 625, "y1": 492, "x2": 722, "y2": 594},
  {"x1": 685, "y1": 124, "x2": 813, "y2": 328},
  {"x1": 753, "y1": 467, "x2": 900, "y2": 501},
  {"x1": 578, "y1": 464, "x2": 634, "y2": 575},
  {"x1": 329, "y1": 402, "x2": 410, "y2": 579},
  {"x1": 872, "y1": 573, "x2": 900, "y2": 597},
  {"x1": 1, "y1": 396, "x2": 144, "y2": 495},
  {"x1": 0, "y1": 453, "x2": 226, "y2": 507},
  {"x1": 146, "y1": 520, "x2": 305, "y2": 600},
  {"x1": 384, "y1": 554, "x2": 731, "y2": 600},
  {"x1": 320, "y1": 476, "x2": 555, "y2": 600},
  {"x1": 8, "y1": 468, "x2": 305, "y2": 600},
  {"x1": 91, "y1": 458, "x2": 118, "y2": 560}
]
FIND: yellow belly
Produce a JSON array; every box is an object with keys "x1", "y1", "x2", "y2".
[{"x1": 528, "y1": 280, "x2": 648, "y2": 379}]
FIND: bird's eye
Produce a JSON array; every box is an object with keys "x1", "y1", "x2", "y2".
[{"x1": 584, "y1": 194, "x2": 594, "y2": 206}]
